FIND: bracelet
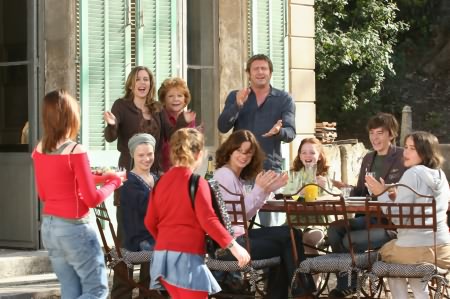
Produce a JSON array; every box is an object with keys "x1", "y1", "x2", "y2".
[{"x1": 226, "y1": 240, "x2": 235, "y2": 250}]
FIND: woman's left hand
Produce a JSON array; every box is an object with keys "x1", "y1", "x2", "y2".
[
  {"x1": 183, "y1": 110, "x2": 196, "y2": 124},
  {"x1": 365, "y1": 176, "x2": 385, "y2": 196}
]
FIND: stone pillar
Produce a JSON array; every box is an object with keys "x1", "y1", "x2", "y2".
[
  {"x1": 288, "y1": 0, "x2": 316, "y2": 162},
  {"x1": 218, "y1": 0, "x2": 247, "y2": 144},
  {"x1": 43, "y1": 0, "x2": 77, "y2": 95},
  {"x1": 400, "y1": 105, "x2": 412, "y2": 146}
]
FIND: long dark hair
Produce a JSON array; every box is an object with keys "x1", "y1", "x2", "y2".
[
  {"x1": 215, "y1": 130, "x2": 265, "y2": 181},
  {"x1": 404, "y1": 131, "x2": 443, "y2": 169}
]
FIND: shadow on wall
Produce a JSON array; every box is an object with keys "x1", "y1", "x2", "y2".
[{"x1": 323, "y1": 143, "x2": 368, "y2": 186}]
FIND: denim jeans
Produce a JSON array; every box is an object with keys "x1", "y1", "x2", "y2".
[
  {"x1": 327, "y1": 216, "x2": 393, "y2": 290},
  {"x1": 41, "y1": 216, "x2": 108, "y2": 299}
]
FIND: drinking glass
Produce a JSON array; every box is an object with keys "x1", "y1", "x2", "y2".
[
  {"x1": 288, "y1": 172, "x2": 301, "y2": 193},
  {"x1": 365, "y1": 172, "x2": 376, "y2": 195},
  {"x1": 365, "y1": 171, "x2": 376, "y2": 178},
  {"x1": 340, "y1": 186, "x2": 353, "y2": 200}
]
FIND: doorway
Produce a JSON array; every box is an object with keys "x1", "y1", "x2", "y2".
[{"x1": 0, "y1": 0, "x2": 39, "y2": 249}]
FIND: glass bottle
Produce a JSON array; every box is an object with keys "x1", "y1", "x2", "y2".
[{"x1": 204, "y1": 155, "x2": 214, "y2": 180}]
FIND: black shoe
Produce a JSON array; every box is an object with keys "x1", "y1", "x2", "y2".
[{"x1": 328, "y1": 288, "x2": 356, "y2": 298}]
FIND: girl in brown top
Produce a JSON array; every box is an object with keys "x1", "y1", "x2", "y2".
[{"x1": 103, "y1": 66, "x2": 195, "y2": 174}]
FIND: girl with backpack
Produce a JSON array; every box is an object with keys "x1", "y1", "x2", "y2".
[{"x1": 145, "y1": 128, "x2": 250, "y2": 299}]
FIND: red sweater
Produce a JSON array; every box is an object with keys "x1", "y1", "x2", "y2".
[
  {"x1": 145, "y1": 167, "x2": 232, "y2": 255},
  {"x1": 32, "y1": 150, "x2": 121, "y2": 219}
]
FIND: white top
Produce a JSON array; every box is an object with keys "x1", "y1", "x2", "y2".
[{"x1": 378, "y1": 165, "x2": 450, "y2": 247}]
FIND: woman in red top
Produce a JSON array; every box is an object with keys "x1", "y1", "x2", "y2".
[
  {"x1": 145, "y1": 128, "x2": 250, "y2": 299},
  {"x1": 32, "y1": 89, "x2": 122, "y2": 298}
]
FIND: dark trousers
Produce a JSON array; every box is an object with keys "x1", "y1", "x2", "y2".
[
  {"x1": 222, "y1": 225, "x2": 316, "y2": 299},
  {"x1": 327, "y1": 216, "x2": 394, "y2": 290},
  {"x1": 111, "y1": 205, "x2": 150, "y2": 299}
]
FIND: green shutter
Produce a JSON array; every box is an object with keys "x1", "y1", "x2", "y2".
[
  {"x1": 136, "y1": 0, "x2": 177, "y2": 88},
  {"x1": 248, "y1": 0, "x2": 286, "y2": 90},
  {"x1": 79, "y1": 0, "x2": 131, "y2": 150}
]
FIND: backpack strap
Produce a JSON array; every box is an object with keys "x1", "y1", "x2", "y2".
[{"x1": 188, "y1": 173, "x2": 201, "y2": 209}]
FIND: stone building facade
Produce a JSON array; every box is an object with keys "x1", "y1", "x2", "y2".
[{"x1": 0, "y1": 0, "x2": 316, "y2": 248}]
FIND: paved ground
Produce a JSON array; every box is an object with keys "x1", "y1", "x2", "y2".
[{"x1": 0, "y1": 248, "x2": 431, "y2": 299}]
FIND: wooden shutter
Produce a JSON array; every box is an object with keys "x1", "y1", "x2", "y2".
[
  {"x1": 79, "y1": 0, "x2": 131, "y2": 150},
  {"x1": 248, "y1": 0, "x2": 286, "y2": 90},
  {"x1": 136, "y1": 0, "x2": 177, "y2": 88}
]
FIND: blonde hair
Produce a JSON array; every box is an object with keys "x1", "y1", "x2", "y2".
[{"x1": 169, "y1": 128, "x2": 204, "y2": 167}]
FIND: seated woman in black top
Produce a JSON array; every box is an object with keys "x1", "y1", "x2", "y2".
[{"x1": 119, "y1": 133, "x2": 158, "y2": 298}]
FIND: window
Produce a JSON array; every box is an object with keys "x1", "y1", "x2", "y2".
[
  {"x1": 0, "y1": 0, "x2": 29, "y2": 151},
  {"x1": 186, "y1": 0, "x2": 218, "y2": 147},
  {"x1": 248, "y1": 0, "x2": 287, "y2": 90},
  {"x1": 78, "y1": 0, "x2": 178, "y2": 150}
]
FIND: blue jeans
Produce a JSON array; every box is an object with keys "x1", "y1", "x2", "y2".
[
  {"x1": 41, "y1": 216, "x2": 108, "y2": 299},
  {"x1": 327, "y1": 216, "x2": 394, "y2": 290}
]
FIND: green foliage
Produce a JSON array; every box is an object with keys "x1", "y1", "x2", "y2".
[{"x1": 315, "y1": 0, "x2": 408, "y2": 119}]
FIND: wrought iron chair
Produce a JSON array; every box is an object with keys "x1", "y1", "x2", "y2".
[
  {"x1": 362, "y1": 183, "x2": 449, "y2": 299},
  {"x1": 93, "y1": 202, "x2": 164, "y2": 298},
  {"x1": 206, "y1": 182, "x2": 281, "y2": 298},
  {"x1": 280, "y1": 183, "x2": 378, "y2": 298}
]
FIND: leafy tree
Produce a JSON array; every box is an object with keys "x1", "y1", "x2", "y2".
[{"x1": 315, "y1": 0, "x2": 409, "y2": 142}]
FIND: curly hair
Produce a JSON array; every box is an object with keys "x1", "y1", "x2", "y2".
[
  {"x1": 404, "y1": 131, "x2": 444, "y2": 169},
  {"x1": 291, "y1": 138, "x2": 330, "y2": 176},
  {"x1": 157, "y1": 77, "x2": 191, "y2": 107},
  {"x1": 169, "y1": 128, "x2": 204, "y2": 167},
  {"x1": 124, "y1": 66, "x2": 160, "y2": 114},
  {"x1": 42, "y1": 89, "x2": 80, "y2": 153},
  {"x1": 215, "y1": 130, "x2": 265, "y2": 181}
]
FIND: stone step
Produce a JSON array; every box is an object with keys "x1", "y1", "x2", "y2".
[
  {"x1": 0, "y1": 273, "x2": 60, "y2": 299},
  {"x1": 0, "y1": 249, "x2": 53, "y2": 279}
]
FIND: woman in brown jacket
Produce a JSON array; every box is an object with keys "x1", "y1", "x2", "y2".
[
  {"x1": 103, "y1": 66, "x2": 194, "y2": 298},
  {"x1": 104, "y1": 66, "x2": 194, "y2": 174}
]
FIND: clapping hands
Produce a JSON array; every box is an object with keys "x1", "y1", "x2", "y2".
[
  {"x1": 255, "y1": 170, "x2": 288, "y2": 193},
  {"x1": 236, "y1": 88, "x2": 251, "y2": 108},
  {"x1": 183, "y1": 110, "x2": 196, "y2": 124}
]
